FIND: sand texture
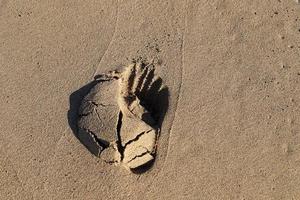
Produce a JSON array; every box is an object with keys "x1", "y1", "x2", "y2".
[{"x1": 1, "y1": 0, "x2": 300, "y2": 199}]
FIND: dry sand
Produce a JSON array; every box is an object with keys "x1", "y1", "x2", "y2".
[{"x1": 1, "y1": 0, "x2": 300, "y2": 199}]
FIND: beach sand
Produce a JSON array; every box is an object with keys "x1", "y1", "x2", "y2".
[{"x1": 1, "y1": 0, "x2": 300, "y2": 199}]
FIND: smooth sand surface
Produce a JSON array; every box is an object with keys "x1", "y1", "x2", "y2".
[{"x1": 1, "y1": 0, "x2": 300, "y2": 199}]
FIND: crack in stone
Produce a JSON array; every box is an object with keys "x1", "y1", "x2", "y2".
[
  {"x1": 127, "y1": 147, "x2": 153, "y2": 163},
  {"x1": 81, "y1": 128, "x2": 109, "y2": 156},
  {"x1": 90, "y1": 101, "x2": 99, "y2": 107},
  {"x1": 83, "y1": 128, "x2": 103, "y2": 157},
  {"x1": 115, "y1": 111, "x2": 124, "y2": 160},
  {"x1": 78, "y1": 112, "x2": 92, "y2": 118},
  {"x1": 122, "y1": 129, "x2": 153, "y2": 149},
  {"x1": 87, "y1": 100, "x2": 115, "y2": 108},
  {"x1": 94, "y1": 108, "x2": 104, "y2": 127}
]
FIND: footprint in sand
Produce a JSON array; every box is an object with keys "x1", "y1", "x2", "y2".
[{"x1": 75, "y1": 62, "x2": 168, "y2": 171}]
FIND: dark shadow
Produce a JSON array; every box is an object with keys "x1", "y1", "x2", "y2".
[
  {"x1": 155, "y1": 87, "x2": 169, "y2": 128},
  {"x1": 142, "y1": 77, "x2": 169, "y2": 129},
  {"x1": 134, "y1": 78, "x2": 169, "y2": 174},
  {"x1": 130, "y1": 158, "x2": 155, "y2": 174}
]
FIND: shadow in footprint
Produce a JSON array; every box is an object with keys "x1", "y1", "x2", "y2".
[
  {"x1": 142, "y1": 77, "x2": 169, "y2": 129},
  {"x1": 131, "y1": 77, "x2": 169, "y2": 173},
  {"x1": 131, "y1": 159, "x2": 155, "y2": 174}
]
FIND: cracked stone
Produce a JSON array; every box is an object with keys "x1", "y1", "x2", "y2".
[
  {"x1": 73, "y1": 62, "x2": 168, "y2": 172},
  {"x1": 77, "y1": 78, "x2": 119, "y2": 158}
]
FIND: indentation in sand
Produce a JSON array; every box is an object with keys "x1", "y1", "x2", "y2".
[{"x1": 74, "y1": 61, "x2": 168, "y2": 171}]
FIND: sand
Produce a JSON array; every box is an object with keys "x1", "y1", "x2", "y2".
[{"x1": 1, "y1": 0, "x2": 300, "y2": 199}]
